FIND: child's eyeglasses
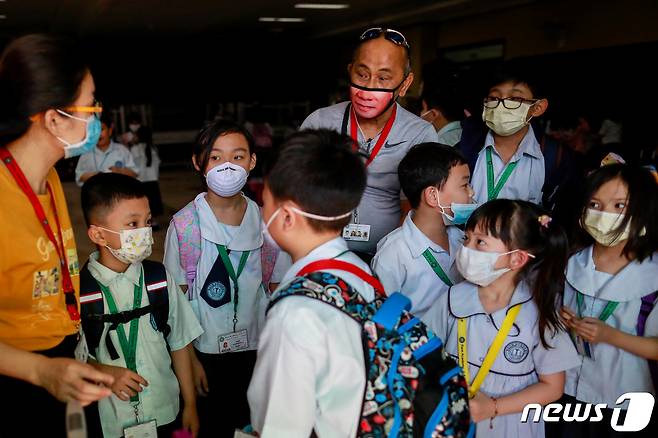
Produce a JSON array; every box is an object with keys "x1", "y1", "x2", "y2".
[
  {"x1": 360, "y1": 27, "x2": 410, "y2": 50},
  {"x1": 483, "y1": 97, "x2": 539, "y2": 110}
]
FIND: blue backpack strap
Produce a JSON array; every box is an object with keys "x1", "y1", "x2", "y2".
[
  {"x1": 79, "y1": 262, "x2": 106, "y2": 358},
  {"x1": 142, "y1": 260, "x2": 171, "y2": 340}
]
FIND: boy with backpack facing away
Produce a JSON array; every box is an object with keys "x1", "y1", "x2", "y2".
[
  {"x1": 247, "y1": 129, "x2": 472, "y2": 438},
  {"x1": 372, "y1": 143, "x2": 475, "y2": 318},
  {"x1": 80, "y1": 173, "x2": 203, "y2": 438}
]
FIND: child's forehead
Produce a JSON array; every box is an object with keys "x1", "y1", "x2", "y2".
[
  {"x1": 448, "y1": 163, "x2": 471, "y2": 179},
  {"x1": 488, "y1": 80, "x2": 533, "y2": 98},
  {"x1": 108, "y1": 196, "x2": 150, "y2": 217}
]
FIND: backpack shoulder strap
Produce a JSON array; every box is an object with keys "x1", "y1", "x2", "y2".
[
  {"x1": 142, "y1": 260, "x2": 171, "y2": 340},
  {"x1": 79, "y1": 262, "x2": 105, "y2": 356},
  {"x1": 171, "y1": 200, "x2": 201, "y2": 291},
  {"x1": 637, "y1": 291, "x2": 658, "y2": 337}
]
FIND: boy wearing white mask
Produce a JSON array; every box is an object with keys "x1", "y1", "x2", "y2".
[
  {"x1": 560, "y1": 164, "x2": 658, "y2": 438},
  {"x1": 470, "y1": 71, "x2": 549, "y2": 205},
  {"x1": 163, "y1": 120, "x2": 289, "y2": 438},
  {"x1": 80, "y1": 173, "x2": 203, "y2": 438},
  {"x1": 372, "y1": 143, "x2": 474, "y2": 318}
]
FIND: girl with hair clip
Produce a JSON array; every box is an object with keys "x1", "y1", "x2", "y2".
[
  {"x1": 560, "y1": 163, "x2": 658, "y2": 438},
  {"x1": 424, "y1": 199, "x2": 580, "y2": 438}
]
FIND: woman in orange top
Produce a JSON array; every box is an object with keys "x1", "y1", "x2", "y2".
[{"x1": 0, "y1": 34, "x2": 113, "y2": 436}]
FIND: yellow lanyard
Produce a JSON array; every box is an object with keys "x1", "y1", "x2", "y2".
[{"x1": 457, "y1": 304, "x2": 522, "y2": 399}]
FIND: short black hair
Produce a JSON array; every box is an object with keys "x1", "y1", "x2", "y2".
[
  {"x1": 398, "y1": 143, "x2": 468, "y2": 209},
  {"x1": 265, "y1": 129, "x2": 366, "y2": 232},
  {"x1": 100, "y1": 111, "x2": 114, "y2": 129},
  {"x1": 488, "y1": 63, "x2": 543, "y2": 98},
  {"x1": 192, "y1": 119, "x2": 254, "y2": 180},
  {"x1": 422, "y1": 87, "x2": 464, "y2": 122},
  {"x1": 81, "y1": 173, "x2": 147, "y2": 227},
  {"x1": 577, "y1": 164, "x2": 658, "y2": 262}
]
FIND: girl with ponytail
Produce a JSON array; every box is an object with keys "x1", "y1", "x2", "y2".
[{"x1": 424, "y1": 199, "x2": 579, "y2": 438}]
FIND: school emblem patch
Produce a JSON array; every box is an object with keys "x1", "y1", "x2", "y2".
[
  {"x1": 207, "y1": 281, "x2": 227, "y2": 302},
  {"x1": 504, "y1": 341, "x2": 529, "y2": 363}
]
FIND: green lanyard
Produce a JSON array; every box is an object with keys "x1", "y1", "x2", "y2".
[
  {"x1": 576, "y1": 291, "x2": 619, "y2": 322},
  {"x1": 486, "y1": 147, "x2": 518, "y2": 201},
  {"x1": 216, "y1": 244, "x2": 250, "y2": 332},
  {"x1": 98, "y1": 269, "x2": 144, "y2": 404},
  {"x1": 421, "y1": 249, "x2": 453, "y2": 287}
]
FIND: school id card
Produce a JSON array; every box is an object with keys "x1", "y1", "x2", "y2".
[
  {"x1": 343, "y1": 224, "x2": 371, "y2": 242},
  {"x1": 570, "y1": 330, "x2": 595, "y2": 360},
  {"x1": 219, "y1": 329, "x2": 249, "y2": 354},
  {"x1": 124, "y1": 420, "x2": 157, "y2": 438}
]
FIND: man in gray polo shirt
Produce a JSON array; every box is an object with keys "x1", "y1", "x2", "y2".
[{"x1": 301, "y1": 28, "x2": 438, "y2": 258}]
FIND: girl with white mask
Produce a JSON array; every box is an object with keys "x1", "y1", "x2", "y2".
[
  {"x1": 424, "y1": 199, "x2": 579, "y2": 438},
  {"x1": 559, "y1": 163, "x2": 658, "y2": 438},
  {"x1": 163, "y1": 120, "x2": 289, "y2": 438}
]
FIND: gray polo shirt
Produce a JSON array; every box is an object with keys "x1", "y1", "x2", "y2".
[{"x1": 301, "y1": 101, "x2": 438, "y2": 254}]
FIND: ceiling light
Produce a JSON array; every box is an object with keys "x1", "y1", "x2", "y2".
[
  {"x1": 295, "y1": 3, "x2": 350, "y2": 9},
  {"x1": 258, "y1": 17, "x2": 306, "y2": 23}
]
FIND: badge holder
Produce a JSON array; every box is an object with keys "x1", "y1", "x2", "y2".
[
  {"x1": 343, "y1": 210, "x2": 370, "y2": 242},
  {"x1": 123, "y1": 403, "x2": 157, "y2": 438},
  {"x1": 570, "y1": 330, "x2": 595, "y2": 359}
]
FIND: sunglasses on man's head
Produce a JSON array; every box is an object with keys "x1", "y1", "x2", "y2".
[{"x1": 360, "y1": 27, "x2": 410, "y2": 49}]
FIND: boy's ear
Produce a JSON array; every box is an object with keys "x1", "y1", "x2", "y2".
[
  {"x1": 530, "y1": 99, "x2": 549, "y2": 118},
  {"x1": 249, "y1": 153, "x2": 257, "y2": 172},
  {"x1": 87, "y1": 225, "x2": 107, "y2": 246},
  {"x1": 279, "y1": 202, "x2": 299, "y2": 232},
  {"x1": 423, "y1": 186, "x2": 440, "y2": 208}
]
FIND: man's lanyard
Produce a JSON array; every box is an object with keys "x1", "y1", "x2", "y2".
[
  {"x1": 216, "y1": 244, "x2": 250, "y2": 332},
  {"x1": 486, "y1": 147, "x2": 518, "y2": 201},
  {"x1": 576, "y1": 291, "x2": 618, "y2": 322},
  {"x1": 0, "y1": 147, "x2": 79, "y2": 322},
  {"x1": 349, "y1": 104, "x2": 397, "y2": 167},
  {"x1": 421, "y1": 249, "x2": 453, "y2": 287},
  {"x1": 457, "y1": 304, "x2": 522, "y2": 399},
  {"x1": 98, "y1": 269, "x2": 144, "y2": 403}
]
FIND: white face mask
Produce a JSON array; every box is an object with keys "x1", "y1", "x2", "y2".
[
  {"x1": 263, "y1": 206, "x2": 352, "y2": 247},
  {"x1": 129, "y1": 123, "x2": 140, "y2": 133},
  {"x1": 98, "y1": 226, "x2": 153, "y2": 264},
  {"x1": 206, "y1": 162, "x2": 248, "y2": 198},
  {"x1": 456, "y1": 245, "x2": 534, "y2": 287},
  {"x1": 482, "y1": 102, "x2": 534, "y2": 136},
  {"x1": 582, "y1": 209, "x2": 631, "y2": 247}
]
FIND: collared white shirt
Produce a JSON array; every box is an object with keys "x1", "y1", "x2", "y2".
[
  {"x1": 564, "y1": 246, "x2": 658, "y2": 407},
  {"x1": 86, "y1": 252, "x2": 203, "y2": 438},
  {"x1": 248, "y1": 237, "x2": 375, "y2": 438},
  {"x1": 164, "y1": 193, "x2": 270, "y2": 353},
  {"x1": 75, "y1": 141, "x2": 139, "y2": 186},
  {"x1": 372, "y1": 212, "x2": 463, "y2": 318},
  {"x1": 436, "y1": 120, "x2": 463, "y2": 147},
  {"x1": 471, "y1": 126, "x2": 545, "y2": 204},
  {"x1": 424, "y1": 280, "x2": 579, "y2": 438}
]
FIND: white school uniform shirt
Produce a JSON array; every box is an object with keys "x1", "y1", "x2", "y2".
[
  {"x1": 436, "y1": 120, "x2": 463, "y2": 147},
  {"x1": 424, "y1": 280, "x2": 580, "y2": 438},
  {"x1": 130, "y1": 142, "x2": 160, "y2": 183},
  {"x1": 86, "y1": 252, "x2": 203, "y2": 438},
  {"x1": 164, "y1": 193, "x2": 270, "y2": 353},
  {"x1": 371, "y1": 212, "x2": 464, "y2": 318},
  {"x1": 563, "y1": 246, "x2": 658, "y2": 408},
  {"x1": 248, "y1": 237, "x2": 375, "y2": 438},
  {"x1": 471, "y1": 126, "x2": 545, "y2": 204},
  {"x1": 74, "y1": 141, "x2": 139, "y2": 186}
]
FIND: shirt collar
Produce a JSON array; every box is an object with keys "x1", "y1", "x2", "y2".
[
  {"x1": 482, "y1": 125, "x2": 542, "y2": 161},
  {"x1": 436, "y1": 120, "x2": 461, "y2": 137},
  {"x1": 280, "y1": 237, "x2": 349, "y2": 286},
  {"x1": 87, "y1": 251, "x2": 142, "y2": 288},
  {"x1": 567, "y1": 246, "x2": 658, "y2": 301},
  {"x1": 402, "y1": 212, "x2": 451, "y2": 258},
  {"x1": 195, "y1": 192, "x2": 264, "y2": 250},
  {"x1": 449, "y1": 280, "x2": 532, "y2": 318}
]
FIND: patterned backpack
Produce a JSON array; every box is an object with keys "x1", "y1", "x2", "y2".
[
  {"x1": 269, "y1": 259, "x2": 473, "y2": 438},
  {"x1": 171, "y1": 199, "x2": 280, "y2": 294}
]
